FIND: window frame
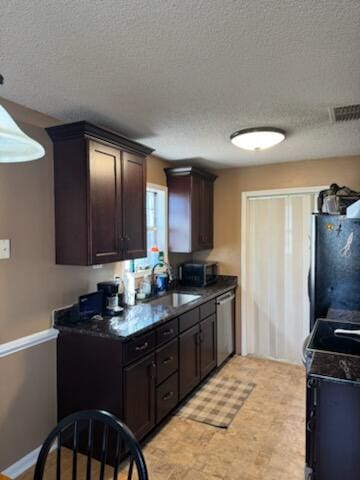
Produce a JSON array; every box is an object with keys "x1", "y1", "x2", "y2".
[
  {"x1": 146, "y1": 182, "x2": 168, "y2": 264},
  {"x1": 132, "y1": 183, "x2": 168, "y2": 274}
]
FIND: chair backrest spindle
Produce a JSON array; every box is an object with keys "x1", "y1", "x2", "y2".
[
  {"x1": 99, "y1": 424, "x2": 108, "y2": 480},
  {"x1": 72, "y1": 421, "x2": 79, "y2": 480},
  {"x1": 112, "y1": 433, "x2": 121, "y2": 480},
  {"x1": 127, "y1": 457, "x2": 134, "y2": 480},
  {"x1": 86, "y1": 419, "x2": 93, "y2": 480},
  {"x1": 56, "y1": 432, "x2": 62, "y2": 480}
]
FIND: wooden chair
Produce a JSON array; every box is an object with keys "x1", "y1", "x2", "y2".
[{"x1": 33, "y1": 410, "x2": 148, "y2": 480}]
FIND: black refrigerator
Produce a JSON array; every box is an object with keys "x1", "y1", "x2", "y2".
[{"x1": 310, "y1": 214, "x2": 360, "y2": 329}]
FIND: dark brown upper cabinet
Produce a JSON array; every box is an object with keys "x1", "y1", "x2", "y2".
[
  {"x1": 122, "y1": 152, "x2": 147, "y2": 259},
  {"x1": 46, "y1": 121, "x2": 153, "y2": 265},
  {"x1": 165, "y1": 167, "x2": 217, "y2": 253}
]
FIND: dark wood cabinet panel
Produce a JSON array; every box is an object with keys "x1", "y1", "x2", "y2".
[
  {"x1": 199, "y1": 177, "x2": 214, "y2": 249},
  {"x1": 179, "y1": 325, "x2": 201, "y2": 400},
  {"x1": 89, "y1": 141, "x2": 122, "y2": 264},
  {"x1": 46, "y1": 121, "x2": 153, "y2": 265},
  {"x1": 179, "y1": 308, "x2": 200, "y2": 333},
  {"x1": 52, "y1": 138, "x2": 89, "y2": 265},
  {"x1": 165, "y1": 167, "x2": 217, "y2": 253},
  {"x1": 156, "y1": 318, "x2": 179, "y2": 346},
  {"x1": 122, "y1": 152, "x2": 147, "y2": 259},
  {"x1": 200, "y1": 314, "x2": 217, "y2": 379},
  {"x1": 123, "y1": 331, "x2": 156, "y2": 365},
  {"x1": 57, "y1": 332, "x2": 123, "y2": 420},
  {"x1": 156, "y1": 372, "x2": 179, "y2": 423},
  {"x1": 167, "y1": 174, "x2": 193, "y2": 253},
  {"x1": 156, "y1": 338, "x2": 178, "y2": 385},
  {"x1": 123, "y1": 352, "x2": 156, "y2": 440},
  {"x1": 200, "y1": 299, "x2": 216, "y2": 321},
  {"x1": 190, "y1": 174, "x2": 201, "y2": 252}
]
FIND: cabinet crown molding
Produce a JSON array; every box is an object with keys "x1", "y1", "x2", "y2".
[
  {"x1": 46, "y1": 120, "x2": 154, "y2": 156},
  {"x1": 164, "y1": 166, "x2": 217, "y2": 182}
]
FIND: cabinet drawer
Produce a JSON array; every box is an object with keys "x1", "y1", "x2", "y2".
[
  {"x1": 179, "y1": 308, "x2": 200, "y2": 333},
  {"x1": 156, "y1": 338, "x2": 178, "y2": 385},
  {"x1": 156, "y1": 372, "x2": 179, "y2": 423},
  {"x1": 200, "y1": 299, "x2": 216, "y2": 320},
  {"x1": 123, "y1": 331, "x2": 156, "y2": 365},
  {"x1": 156, "y1": 318, "x2": 179, "y2": 346}
]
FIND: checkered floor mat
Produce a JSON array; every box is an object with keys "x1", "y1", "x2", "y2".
[{"x1": 175, "y1": 375, "x2": 256, "y2": 428}]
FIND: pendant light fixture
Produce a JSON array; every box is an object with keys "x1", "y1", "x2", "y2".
[
  {"x1": 0, "y1": 74, "x2": 45, "y2": 163},
  {"x1": 230, "y1": 127, "x2": 286, "y2": 151}
]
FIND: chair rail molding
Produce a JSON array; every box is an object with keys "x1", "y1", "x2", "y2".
[{"x1": 0, "y1": 328, "x2": 58, "y2": 358}]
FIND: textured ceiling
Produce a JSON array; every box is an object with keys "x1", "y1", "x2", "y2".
[{"x1": 1, "y1": 0, "x2": 360, "y2": 168}]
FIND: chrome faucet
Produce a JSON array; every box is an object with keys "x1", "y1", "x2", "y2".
[{"x1": 151, "y1": 262, "x2": 173, "y2": 293}]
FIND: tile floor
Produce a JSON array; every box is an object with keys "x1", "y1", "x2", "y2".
[{"x1": 19, "y1": 355, "x2": 305, "y2": 480}]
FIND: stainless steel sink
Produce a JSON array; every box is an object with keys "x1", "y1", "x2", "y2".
[{"x1": 148, "y1": 292, "x2": 201, "y2": 308}]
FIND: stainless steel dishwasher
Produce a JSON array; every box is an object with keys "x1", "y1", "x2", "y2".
[{"x1": 216, "y1": 291, "x2": 235, "y2": 366}]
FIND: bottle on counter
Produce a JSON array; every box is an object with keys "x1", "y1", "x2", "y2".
[{"x1": 123, "y1": 272, "x2": 136, "y2": 306}]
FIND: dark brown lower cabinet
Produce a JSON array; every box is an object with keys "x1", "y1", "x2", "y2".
[
  {"x1": 123, "y1": 352, "x2": 156, "y2": 440},
  {"x1": 179, "y1": 311, "x2": 217, "y2": 401},
  {"x1": 200, "y1": 314, "x2": 217, "y2": 378},
  {"x1": 156, "y1": 372, "x2": 179, "y2": 423},
  {"x1": 179, "y1": 325, "x2": 201, "y2": 400},
  {"x1": 306, "y1": 376, "x2": 360, "y2": 480},
  {"x1": 57, "y1": 295, "x2": 235, "y2": 450}
]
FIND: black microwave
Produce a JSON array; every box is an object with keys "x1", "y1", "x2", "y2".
[{"x1": 178, "y1": 262, "x2": 218, "y2": 287}]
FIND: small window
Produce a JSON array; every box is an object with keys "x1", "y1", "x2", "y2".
[{"x1": 134, "y1": 185, "x2": 167, "y2": 271}]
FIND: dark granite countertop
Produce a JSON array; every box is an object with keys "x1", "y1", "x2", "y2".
[
  {"x1": 306, "y1": 313, "x2": 360, "y2": 384},
  {"x1": 308, "y1": 351, "x2": 360, "y2": 384},
  {"x1": 54, "y1": 275, "x2": 237, "y2": 341}
]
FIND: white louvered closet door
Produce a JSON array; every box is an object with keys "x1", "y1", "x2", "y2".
[{"x1": 245, "y1": 194, "x2": 314, "y2": 364}]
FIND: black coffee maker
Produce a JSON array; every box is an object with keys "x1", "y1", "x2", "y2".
[{"x1": 97, "y1": 281, "x2": 123, "y2": 316}]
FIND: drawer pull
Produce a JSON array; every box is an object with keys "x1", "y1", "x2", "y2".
[
  {"x1": 162, "y1": 391, "x2": 174, "y2": 401},
  {"x1": 135, "y1": 341, "x2": 149, "y2": 351},
  {"x1": 162, "y1": 328, "x2": 174, "y2": 336},
  {"x1": 162, "y1": 356, "x2": 174, "y2": 365}
]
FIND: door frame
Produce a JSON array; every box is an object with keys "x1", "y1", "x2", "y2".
[{"x1": 240, "y1": 186, "x2": 326, "y2": 356}]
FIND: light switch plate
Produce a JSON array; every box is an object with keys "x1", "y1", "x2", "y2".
[{"x1": 0, "y1": 239, "x2": 10, "y2": 259}]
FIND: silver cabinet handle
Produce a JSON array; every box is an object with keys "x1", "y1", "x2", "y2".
[
  {"x1": 162, "y1": 328, "x2": 174, "y2": 336},
  {"x1": 135, "y1": 341, "x2": 149, "y2": 351},
  {"x1": 162, "y1": 391, "x2": 174, "y2": 401},
  {"x1": 162, "y1": 356, "x2": 174, "y2": 365}
]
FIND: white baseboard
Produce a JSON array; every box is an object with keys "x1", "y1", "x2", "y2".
[{"x1": 2, "y1": 443, "x2": 56, "y2": 479}]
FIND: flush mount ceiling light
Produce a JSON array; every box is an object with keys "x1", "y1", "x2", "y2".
[
  {"x1": 230, "y1": 127, "x2": 286, "y2": 151},
  {"x1": 0, "y1": 74, "x2": 45, "y2": 163}
]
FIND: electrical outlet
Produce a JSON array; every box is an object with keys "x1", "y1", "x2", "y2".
[{"x1": 0, "y1": 239, "x2": 10, "y2": 259}]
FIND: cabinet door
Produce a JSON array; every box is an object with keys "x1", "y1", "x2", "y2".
[
  {"x1": 179, "y1": 325, "x2": 201, "y2": 400},
  {"x1": 312, "y1": 378, "x2": 360, "y2": 480},
  {"x1": 123, "y1": 352, "x2": 156, "y2": 440},
  {"x1": 200, "y1": 313, "x2": 217, "y2": 378},
  {"x1": 199, "y1": 177, "x2": 214, "y2": 250},
  {"x1": 191, "y1": 175, "x2": 201, "y2": 252},
  {"x1": 89, "y1": 141, "x2": 122, "y2": 264},
  {"x1": 122, "y1": 152, "x2": 146, "y2": 259}
]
